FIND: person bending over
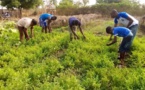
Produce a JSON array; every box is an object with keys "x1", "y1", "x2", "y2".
[
  {"x1": 17, "y1": 17, "x2": 37, "y2": 42},
  {"x1": 39, "y1": 13, "x2": 57, "y2": 33},
  {"x1": 68, "y1": 17, "x2": 86, "y2": 40},
  {"x1": 106, "y1": 26, "x2": 133, "y2": 67},
  {"x1": 110, "y1": 9, "x2": 138, "y2": 42}
]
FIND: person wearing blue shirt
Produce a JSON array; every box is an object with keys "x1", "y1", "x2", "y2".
[
  {"x1": 106, "y1": 26, "x2": 133, "y2": 67},
  {"x1": 68, "y1": 17, "x2": 86, "y2": 40},
  {"x1": 110, "y1": 9, "x2": 138, "y2": 43},
  {"x1": 39, "y1": 13, "x2": 57, "y2": 33}
]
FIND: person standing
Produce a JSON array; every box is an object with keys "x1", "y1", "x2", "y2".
[{"x1": 110, "y1": 9, "x2": 138, "y2": 42}]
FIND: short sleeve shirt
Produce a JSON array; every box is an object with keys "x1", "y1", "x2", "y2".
[
  {"x1": 17, "y1": 17, "x2": 32, "y2": 28},
  {"x1": 39, "y1": 13, "x2": 53, "y2": 21},
  {"x1": 114, "y1": 12, "x2": 138, "y2": 27},
  {"x1": 69, "y1": 17, "x2": 81, "y2": 27},
  {"x1": 113, "y1": 27, "x2": 132, "y2": 37}
]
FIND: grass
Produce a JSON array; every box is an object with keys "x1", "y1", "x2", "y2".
[{"x1": 0, "y1": 19, "x2": 145, "y2": 89}]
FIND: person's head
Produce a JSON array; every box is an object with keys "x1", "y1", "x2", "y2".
[
  {"x1": 110, "y1": 9, "x2": 118, "y2": 18},
  {"x1": 31, "y1": 19, "x2": 37, "y2": 26},
  {"x1": 106, "y1": 26, "x2": 113, "y2": 34},
  {"x1": 72, "y1": 20, "x2": 79, "y2": 26},
  {"x1": 51, "y1": 16, "x2": 57, "y2": 20}
]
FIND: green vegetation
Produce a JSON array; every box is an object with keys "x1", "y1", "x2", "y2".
[
  {"x1": 57, "y1": 0, "x2": 145, "y2": 16},
  {"x1": 1, "y1": 0, "x2": 42, "y2": 18},
  {"x1": 0, "y1": 20, "x2": 145, "y2": 89}
]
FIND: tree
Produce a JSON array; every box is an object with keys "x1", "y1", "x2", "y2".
[
  {"x1": 58, "y1": 0, "x2": 74, "y2": 8},
  {"x1": 1, "y1": 0, "x2": 42, "y2": 18},
  {"x1": 74, "y1": 1, "x2": 83, "y2": 7},
  {"x1": 44, "y1": 0, "x2": 57, "y2": 6},
  {"x1": 96, "y1": 0, "x2": 121, "y2": 3},
  {"x1": 82, "y1": 0, "x2": 89, "y2": 6},
  {"x1": 96, "y1": 0, "x2": 140, "y2": 4},
  {"x1": 50, "y1": 0, "x2": 57, "y2": 6}
]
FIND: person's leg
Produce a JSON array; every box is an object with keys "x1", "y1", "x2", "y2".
[
  {"x1": 44, "y1": 21, "x2": 48, "y2": 33},
  {"x1": 44, "y1": 26, "x2": 47, "y2": 33},
  {"x1": 18, "y1": 26, "x2": 24, "y2": 42},
  {"x1": 69, "y1": 26, "x2": 73, "y2": 40},
  {"x1": 129, "y1": 25, "x2": 138, "y2": 44},
  {"x1": 119, "y1": 36, "x2": 132, "y2": 66},
  {"x1": 73, "y1": 26, "x2": 78, "y2": 39},
  {"x1": 39, "y1": 18, "x2": 44, "y2": 33},
  {"x1": 23, "y1": 28, "x2": 29, "y2": 41},
  {"x1": 118, "y1": 37, "x2": 127, "y2": 66},
  {"x1": 124, "y1": 36, "x2": 133, "y2": 57},
  {"x1": 119, "y1": 52, "x2": 125, "y2": 66},
  {"x1": 42, "y1": 27, "x2": 44, "y2": 33},
  {"x1": 72, "y1": 26, "x2": 79, "y2": 39}
]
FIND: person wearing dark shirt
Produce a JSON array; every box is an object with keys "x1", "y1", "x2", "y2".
[{"x1": 68, "y1": 17, "x2": 86, "y2": 40}]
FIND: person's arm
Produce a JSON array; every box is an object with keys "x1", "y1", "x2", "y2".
[
  {"x1": 109, "y1": 34, "x2": 113, "y2": 40},
  {"x1": 107, "y1": 36, "x2": 117, "y2": 46},
  {"x1": 120, "y1": 12, "x2": 133, "y2": 28},
  {"x1": 30, "y1": 26, "x2": 33, "y2": 38},
  {"x1": 126, "y1": 17, "x2": 133, "y2": 28},
  {"x1": 47, "y1": 19, "x2": 52, "y2": 33},
  {"x1": 70, "y1": 26, "x2": 79, "y2": 39},
  {"x1": 23, "y1": 28, "x2": 29, "y2": 40},
  {"x1": 110, "y1": 20, "x2": 118, "y2": 40},
  {"x1": 78, "y1": 25, "x2": 86, "y2": 39}
]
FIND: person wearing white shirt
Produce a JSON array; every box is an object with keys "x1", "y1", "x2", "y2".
[
  {"x1": 110, "y1": 9, "x2": 138, "y2": 42},
  {"x1": 17, "y1": 17, "x2": 37, "y2": 41}
]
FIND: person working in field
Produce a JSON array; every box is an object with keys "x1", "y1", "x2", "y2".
[
  {"x1": 106, "y1": 26, "x2": 133, "y2": 67},
  {"x1": 39, "y1": 13, "x2": 57, "y2": 33},
  {"x1": 17, "y1": 17, "x2": 37, "y2": 42},
  {"x1": 110, "y1": 9, "x2": 138, "y2": 42},
  {"x1": 68, "y1": 17, "x2": 86, "y2": 40}
]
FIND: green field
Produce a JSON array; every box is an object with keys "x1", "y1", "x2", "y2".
[{"x1": 0, "y1": 20, "x2": 145, "y2": 90}]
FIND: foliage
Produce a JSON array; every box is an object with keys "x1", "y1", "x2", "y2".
[
  {"x1": 93, "y1": 2, "x2": 142, "y2": 16},
  {"x1": 57, "y1": 0, "x2": 74, "y2": 8},
  {"x1": 1, "y1": 0, "x2": 42, "y2": 17},
  {"x1": 57, "y1": 1, "x2": 144, "y2": 16},
  {"x1": 96, "y1": 0, "x2": 139, "y2": 4},
  {"x1": 49, "y1": 0, "x2": 57, "y2": 6},
  {"x1": 1, "y1": 0, "x2": 42, "y2": 9},
  {"x1": 82, "y1": 0, "x2": 89, "y2": 6},
  {"x1": 96, "y1": 0, "x2": 121, "y2": 3},
  {"x1": 0, "y1": 20, "x2": 145, "y2": 89},
  {"x1": 0, "y1": 21, "x2": 17, "y2": 38}
]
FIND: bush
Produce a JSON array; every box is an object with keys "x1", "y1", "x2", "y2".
[{"x1": 57, "y1": 3, "x2": 144, "y2": 16}]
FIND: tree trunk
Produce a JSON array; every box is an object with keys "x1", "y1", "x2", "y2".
[{"x1": 18, "y1": 7, "x2": 22, "y2": 18}]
